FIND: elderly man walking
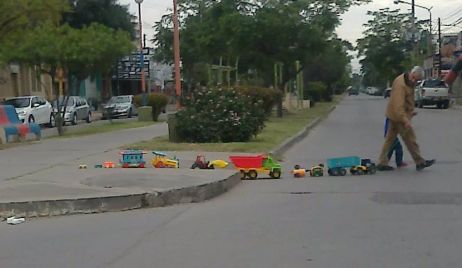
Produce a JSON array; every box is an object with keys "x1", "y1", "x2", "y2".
[{"x1": 377, "y1": 66, "x2": 435, "y2": 171}]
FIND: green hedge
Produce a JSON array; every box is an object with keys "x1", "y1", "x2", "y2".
[
  {"x1": 134, "y1": 93, "x2": 169, "y2": 121},
  {"x1": 175, "y1": 87, "x2": 266, "y2": 143},
  {"x1": 234, "y1": 86, "x2": 281, "y2": 115}
]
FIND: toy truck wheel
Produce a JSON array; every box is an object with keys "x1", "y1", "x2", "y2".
[
  {"x1": 270, "y1": 169, "x2": 281, "y2": 179},
  {"x1": 248, "y1": 170, "x2": 258, "y2": 179},
  {"x1": 368, "y1": 165, "x2": 377, "y2": 175},
  {"x1": 357, "y1": 168, "x2": 365, "y2": 175},
  {"x1": 240, "y1": 170, "x2": 247, "y2": 179},
  {"x1": 191, "y1": 163, "x2": 198, "y2": 169},
  {"x1": 340, "y1": 168, "x2": 347, "y2": 176},
  {"x1": 330, "y1": 168, "x2": 339, "y2": 176},
  {"x1": 294, "y1": 165, "x2": 300, "y2": 170}
]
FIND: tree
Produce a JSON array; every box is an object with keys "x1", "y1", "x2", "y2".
[
  {"x1": 64, "y1": 0, "x2": 134, "y2": 36},
  {"x1": 153, "y1": 0, "x2": 371, "y2": 116},
  {"x1": 0, "y1": 0, "x2": 69, "y2": 60},
  {"x1": 304, "y1": 38, "x2": 352, "y2": 98},
  {"x1": 1, "y1": 22, "x2": 133, "y2": 135},
  {"x1": 63, "y1": 0, "x2": 135, "y2": 98},
  {"x1": 356, "y1": 8, "x2": 427, "y2": 87}
]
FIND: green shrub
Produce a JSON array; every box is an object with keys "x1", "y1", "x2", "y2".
[
  {"x1": 234, "y1": 86, "x2": 282, "y2": 115},
  {"x1": 304, "y1": 81, "x2": 332, "y2": 103},
  {"x1": 175, "y1": 87, "x2": 266, "y2": 143},
  {"x1": 134, "y1": 93, "x2": 169, "y2": 121}
]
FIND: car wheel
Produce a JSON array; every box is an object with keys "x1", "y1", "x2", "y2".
[
  {"x1": 86, "y1": 112, "x2": 92, "y2": 123},
  {"x1": 418, "y1": 101, "x2": 423, "y2": 108},
  {"x1": 48, "y1": 114, "x2": 56, "y2": 128},
  {"x1": 437, "y1": 103, "x2": 443, "y2": 109},
  {"x1": 28, "y1": 115, "x2": 35, "y2": 123},
  {"x1": 443, "y1": 100, "x2": 450, "y2": 109},
  {"x1": 71, "y1": 113, "x2": 77, "y2": 125},
  {"x1": 127, "y1": 108, "x2": 132, "y2": 118}
]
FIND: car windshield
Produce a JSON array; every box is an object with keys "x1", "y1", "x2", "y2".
[
  {"x1": 4, "y1": 98, "x2": 30, "y2": 108},
  {"x1": 52, "y1": 97, "x2": 75, "y2": 107},
  {"x1": 423, "y1": 80, "x2": 447, "y2": 88},
  {"x1": 108, "y1": 96, "x2": 130, "y2": 104}
]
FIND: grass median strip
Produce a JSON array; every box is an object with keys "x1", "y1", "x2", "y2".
[
  {"x1": 127, "y1": 96, "x2": 341, "y2": 153},
  {"x1": 53, "y1": 121, "x2": 156, "y2": 138}
]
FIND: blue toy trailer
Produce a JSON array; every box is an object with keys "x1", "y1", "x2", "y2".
[
  {"x1": 119, "y1": 150, "x2": 146, "y2": 168},
  {"x1": 327, "y1": 156, "x2": 361, "y2": 176}
]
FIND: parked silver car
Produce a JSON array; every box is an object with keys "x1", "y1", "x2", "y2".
[
  {"x1": 102, "y1": 95, "x2": 137, "y2": 119},
  {"x1": 53, "y1": 96, "x2": 92, "y2": 125}
]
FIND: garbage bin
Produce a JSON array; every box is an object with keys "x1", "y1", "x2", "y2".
[{"x1": 138, "y1": 106, "x2": 153, "y2": 121}]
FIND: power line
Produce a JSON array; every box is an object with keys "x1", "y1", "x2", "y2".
[{"x1": 442, "y1": 6, "x2": 462, "y2": 21}]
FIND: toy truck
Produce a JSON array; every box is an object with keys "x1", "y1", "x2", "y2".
[
  {"x1": 151, "y1": 151, "x2": 179, "y2": 168},
  {"x1": 292, "y1": 165, "x2": 307, "y2": 178},
  {"x1": 309, "y1": 164, "x2": 324, "y2": 177},
  {"x1": 350, "y1": 159, "x2": 376, "y2": 175},
  {"x1": 229, "y1": 155, "x2": 282, "y2": 179},
  {"x1": 191, "y1": 155, "x2": 228, "y2": 169},
  {"x1": 119, "y1": 150, "x2": 146, "y2": 168},
  {"x1": 327, "y1": 156, "x2": 376, "y2": 176},
  {"x1": 292, "y1": 164, "x2": 324, "y2": 178}
]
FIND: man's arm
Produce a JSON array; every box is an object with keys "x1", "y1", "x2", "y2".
[{"x1": 389, "y1": 84, "x2": 410, "y2": 126}]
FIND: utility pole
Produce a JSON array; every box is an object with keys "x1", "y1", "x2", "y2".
[
  {"x1": 411, "y1": 0, "x2": 417, "y2": 63},
  {"x1": 173, "y1": 0, "x2": 182, "y2": 109},
  {"x1": 411, "y1": 0, "x2": 415, "y2": 23},
  {"x1": 438, "y1": 17, "x2": 442, "y2": 77}
]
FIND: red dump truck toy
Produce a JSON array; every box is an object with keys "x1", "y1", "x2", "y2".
[{"x1": 229, "y1": 155, "x2": 282, "y2": 179}]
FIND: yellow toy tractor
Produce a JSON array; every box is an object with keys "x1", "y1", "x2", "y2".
[{"x1": 151, "y1": 151, "x2": 179, "y2": 168}]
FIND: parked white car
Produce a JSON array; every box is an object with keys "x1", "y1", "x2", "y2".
[
  {"x1": 414, "y1": 79, "x2": 450, "y2": 109},
  {"x1": 53, "y1": 96, "x2": 92, "y2": 125},
  {"x1": 4, "y1": 96, "x2": 54, "y2": 127},
  {"x1": 366, "y1": 87, "x2": 380, "y2": 95}
]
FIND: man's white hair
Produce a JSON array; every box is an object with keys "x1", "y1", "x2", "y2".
[{"x1": 411, "y1": 66, "x2": 425, "y2": 78}]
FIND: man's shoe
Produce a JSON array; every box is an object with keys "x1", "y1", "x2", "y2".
[
  {"x1": 416, "y1": 159, "x2": 435, "y2": 171},
  {"x1": 377, "y1": 164, "x2": 394, "y2": 171}
]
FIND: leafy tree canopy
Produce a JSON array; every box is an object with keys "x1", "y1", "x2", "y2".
[{"x1": 64, "y1": 0, "x2": 134, "y2": 37}]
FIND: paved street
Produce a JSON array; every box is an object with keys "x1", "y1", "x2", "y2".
[{"x1": 1, "y1": 95, "x2": 462, "y2": 268}]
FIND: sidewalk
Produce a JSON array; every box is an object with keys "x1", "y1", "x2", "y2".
[{"x1": 0, "y1": 121, "x2": 241, "y2": 218}]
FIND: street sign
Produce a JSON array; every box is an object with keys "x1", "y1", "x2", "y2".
[{"x1": 116, "y1": 48, "x2": 152, "y2": 80}]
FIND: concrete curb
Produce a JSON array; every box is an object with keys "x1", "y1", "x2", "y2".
[
  {"x1": 270, "y1": 105, "x2": 337, "y2": 158},
  {"x1": 0, "y1": 173, "x2": 240, "y2": 218}
]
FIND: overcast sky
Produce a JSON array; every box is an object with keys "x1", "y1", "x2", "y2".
[{"x1": 120, "y1": 0, "x2": 462, "y2": 72}]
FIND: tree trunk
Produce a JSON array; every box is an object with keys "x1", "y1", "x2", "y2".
[
  {"x1": 277, "y1": 97, "x2": 283, "y2": 117},
  {"x1": 51, "y1": 73, "x2": 66, "y2": 136}
]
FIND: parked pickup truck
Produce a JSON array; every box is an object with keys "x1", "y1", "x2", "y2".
[{"x1": 414, "y1": 79, "x2": 450, "y2": 109}]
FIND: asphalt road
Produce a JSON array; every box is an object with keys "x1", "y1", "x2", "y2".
[{"x1": 1, "y1": 95, "x2": 462, "y2": 268}]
